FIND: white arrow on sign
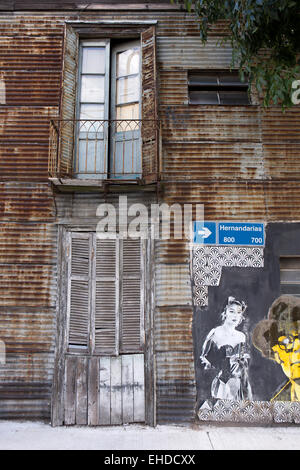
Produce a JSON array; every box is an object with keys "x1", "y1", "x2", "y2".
[{"x1": 198, "y1": 227, "x2": 212, "y2": 239}]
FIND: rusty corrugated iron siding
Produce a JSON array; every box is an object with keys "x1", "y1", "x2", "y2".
[
  {"x1": 262, "y1": 107, "x2": 300, "y2": 180},
  {"x1": 0, "y1": 6, "x2": 300, "y2": 424},
  {"x1": 155, "y1": 19, "x2": 300, "y2": 424},
  {"x1": 0, "y1": 10, "x2": 60, "y2": 419}
]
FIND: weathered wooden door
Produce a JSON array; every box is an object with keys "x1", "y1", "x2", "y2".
[
  {"x1": 64, "y1": 354, "x2": 145, "y2": 425},
  {"x1": 53, "y1": 233, "x2": 146, "y2": 425}
]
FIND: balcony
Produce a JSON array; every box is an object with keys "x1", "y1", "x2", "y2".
[{"x1": 48, "y1": 119, "x2": 160, "y2": 190}]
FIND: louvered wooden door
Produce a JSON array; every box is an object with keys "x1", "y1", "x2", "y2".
[{"x1": 62, "y1": 232, "x2": 145, "y2": 425}]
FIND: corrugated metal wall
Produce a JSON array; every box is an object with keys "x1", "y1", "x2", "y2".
[
  {"x1": 0, "y1": 14, "x2": 61, "y2": 418},
  {"x1": 0, "y1": 5, "x2": 300, "y2": 423}
]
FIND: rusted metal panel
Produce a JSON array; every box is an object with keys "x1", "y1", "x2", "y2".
[
  {"x1": 0, "y1": 108, "x2": 59, "y2": 182},
  {"x1": 162, "y1": 141, "x2": 264, "y2": 181},
  {"x1": 0, "y1": 144, "x2": 53, "y2": 182},
  {"x1": 0, "y1": 16, "x2": 64, "y2": 36},
  {"x1": 0, "y1": 11, "x2": 225, "y2": 37},
  {"x1": 156, "y1": 380, "x2": 196, "y2": 423},
  {"x1": 262, "y1": 106, "x2": 300, "y2": 180},
  {"x1": 0, "y1": 223, "x2": 56, "y2": 419},
  {"x1": 0, "y1": 35, "x2": 62, "y2": 70},
  {"x1": 158, "y1": 70, "x2": 188, "y2": 105},
  {"x1": 0, "y1": 223, "x2": 56, "y2": 265},
  {"x1": 160, "y1": 181, "x2": 300, "y2": 222},
  {"x1": 0, "y1": 353, "x2": 54, "y2": 383},
  {"x1": 0, "y1": 107, "x2": 58, "y2": 141},
  {"x1": 0, "y1": 13, "x2": 62, "y2": 421},
  {"x1": 0, "y1": 183, "x2": 55, "y2": 221},
  {"x1": 157, "y1": 36, "x2": 233, "y2": 70},
  {"x1": 156, "y1": 351, "x2": 195, "y2": 382},
  {"x1": 155, "y1": 239, "x2": 190, "y2": 264},
  {"x1": 2, "y1": 71, "x2": 61, "y2": 106},
  {"x1": 0, "y1": 352, "x2": 54, "y2": 420},
  {"x1": 161, "y1": 105, "x2": 262, "y2": 142},
  {"x1": 156, "y1": 16, "x2": 229, "y2": 37},
  {"x1": 1, "y1": 1, "x2": 181, "y2": 11},
  {"x1": 0, "y1": 15, "x2": 62, "y2": 187},
  {"x1": 55, "y1": 191, "x2": 157, "y2": 222},
  {"x1": 158, "y1": 67, "x2": 265, "y2": 183},
  {"x1": 161, "y1": 181, "x2": 267, "y2": 220},
  {"x1": 0, "y1": 264, "x2": 56, "y2": 307},
  {"x1": 156, "y1": 351, "x2": 196, "y2": 422},
  {"x1": 0, "y1": 399, "x2": 51, "y2": 420},
  {"x1": 0, "y1": 309, "x2": 55, "y2": 355},
  {"x1": 156, "y1": 263, "x2": 192, "y2": 307},
  {"x1": 155, "y1": 306, "x2": 193, "y2": 351},
  {"x1": 263, "y1": 181, "x2": 300, "y2": 221}
]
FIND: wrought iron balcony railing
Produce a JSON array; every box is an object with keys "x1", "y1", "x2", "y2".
[{"x1": 48, "y1": 119, "x2": 159, "y2": 182}]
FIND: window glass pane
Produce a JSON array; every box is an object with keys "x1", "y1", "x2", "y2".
[
  {"x1": 81, "y1": 75, "x2": 105, "y2": 103},
  {"x1": 117, "y1": 47, "x2": 140, "y2": 77},
  {"x1": 79, "y1": 104, "x2": 105, "y2": 132},
  {"x1": 219, "y1": 73, "x2": 247, "y2": 86},
  {"x1": 189, "y1": 74, "x2": 218, "y2": 87},
  {"x1": 219, "y1": 91, "x2": 249, "y2": 105},
  {"x1": 80, "y1": 103, "x2": 104, "y2": 120},
  {"x1": 189, "y1": 90, "x2": 219, "y2": 105},
  {"x1": 82, "y1": 47, "x2": 105, "y2": 74},
  {"x1": 116, "y1": 76, "x2": 139, "y2": 105},
  {"x1": 116, "y1": 103, "x2": 139, "y2": 121}
]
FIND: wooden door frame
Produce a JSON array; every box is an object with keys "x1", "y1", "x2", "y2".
[{"x1": 51, "y1": 225, "x2": 156, "y2": 426}]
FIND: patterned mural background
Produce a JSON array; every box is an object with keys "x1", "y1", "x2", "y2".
[
  {"x1": 197, "y1": 399, "x2": 300, "y2": 424},
  {"x1": 193, "y1": 246, "x2": 264, "y2": 307}
]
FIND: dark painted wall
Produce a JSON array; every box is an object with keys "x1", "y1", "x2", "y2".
[{"x1": 193, "y1": 222, "x2": 300, "y2": 406}]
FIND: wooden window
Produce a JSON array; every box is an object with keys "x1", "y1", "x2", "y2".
[
  {"x1": 112, "y1": 41, "x2": 140, "y2": 122},
  {"x1": 188, "y1": 71, "x2": 250, "y2": 105},
  {"x1": 280, "y1": 257, "x2": 300, "y2": 297},
  {"x1": 110, "y1": 40, "x2": 141, "y2": 179},
  {"x1": 59, "y1": 24, "x2": 158, "y2": 182},
  {"x1": 75, "y1": 41, "x2": 110, "y2": 177},
  {"x1": 67, "y1": 232, "x2": 144, "y2": 355}
]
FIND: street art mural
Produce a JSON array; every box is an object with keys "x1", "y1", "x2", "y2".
[
  {"x1": 192, "y1": 223, "x2": 300, "y2": 423},
  {"x1": 252, "y1": 295, "x2": 300, "y2": 402},
  {"x1": 200, "y1": 297, "x2": 252, "y2": 402}
]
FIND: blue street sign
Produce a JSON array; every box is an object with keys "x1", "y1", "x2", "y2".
[
  {"x1": 218, "y1": 222, "x2": 265, "y2": 246},
  {"x1": 194, "y1": 221, "x2": 217, "y2": 245}
]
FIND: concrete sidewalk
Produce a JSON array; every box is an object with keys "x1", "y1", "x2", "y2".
[{"x1": 0, "y1": 420, "x2": 300, "y2": 450}]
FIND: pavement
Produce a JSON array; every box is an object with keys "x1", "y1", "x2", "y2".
[{"x1": 0, "y1": 420, "x2": 300, "y2": 450}]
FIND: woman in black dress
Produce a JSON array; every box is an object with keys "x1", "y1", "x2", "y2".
[{"x1": 200, "y1": 296, "x2": 253, "y2": 400}]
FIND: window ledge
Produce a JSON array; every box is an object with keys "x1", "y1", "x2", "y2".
[{"x1": 49, "y1": 177, "x2": 157, "y2": 192}]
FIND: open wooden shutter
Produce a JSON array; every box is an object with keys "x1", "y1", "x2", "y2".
[
  {"x1": 95, "y1": 238, "x2": 119, "y2": 355},
  {"x1": 59, "y1": 24, "x2": 79, "y2": 177},
  {"x1": 68, "y1": 233, "x2": 91, "y2": 351},
  {"x1": 141, "y1": 26, "x2": 159, "y2": 184},
  {"x1": 120, "y1": 239, "x2": 143, "y2": 353}
]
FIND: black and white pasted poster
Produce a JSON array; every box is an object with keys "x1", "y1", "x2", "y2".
[{"x1": 199, "y1": 296, "x2": 253, "y2": 404}]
